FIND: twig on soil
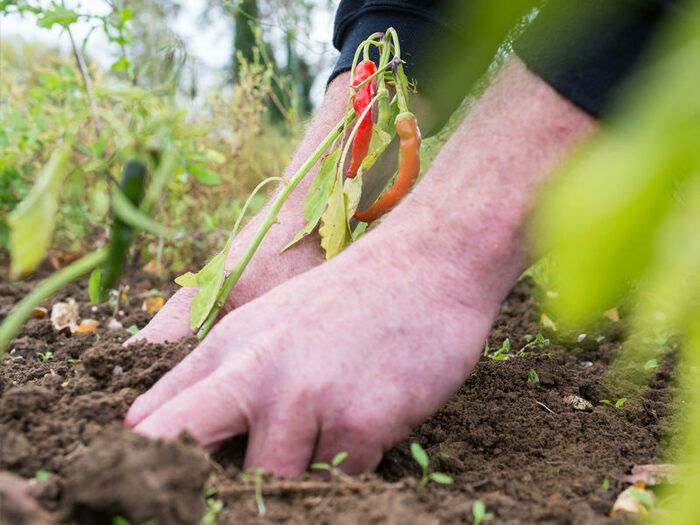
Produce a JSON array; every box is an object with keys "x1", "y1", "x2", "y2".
[
  {"x1": 218, "y1": 477, "x2": 411, "y2": 497},
  {"x1": 535, "y1": 400, "x2": 556, "y2": 415}
]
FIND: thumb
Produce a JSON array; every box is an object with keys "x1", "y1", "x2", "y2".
[{"x1": 127, "y1": 287, "x2": 196, "y2": 345}]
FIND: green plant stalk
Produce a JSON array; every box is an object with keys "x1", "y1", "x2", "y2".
[
  {"x1": 195, "y1": 110, "x2": 357, "y2": 340},
  {"x1": 0, "y1": 249, "x2": 108, "y2": 355}
]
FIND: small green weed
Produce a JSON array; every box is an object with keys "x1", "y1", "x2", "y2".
[
  {"x1": 602, "y1": 478, "x2": 610, "y2": 490},
  {"x1": 484, "y1": 339, "x2": 511, "y2": 361},
  {"x1": 410, "y1": 442, "x2": 453, "y2": 487},
  {"x1": 37, "y1": 351, "x2": 54, "y2": 362},
  {"x1": 126, "y1": 324, "x2": 140, "y2": 335},
  {"x1": 34, "y1": 470, "x2": 51, "y2": 481},
  {"x1": 527, "y1": 369, "x2": 540, "y2": 388},
  {"x1": 599, "y1": 398, "x2": 628, "y2": 408},
  {"x1": 644, "y1": 359, "x2": 659, "y2": 370},
  {"x1": 200, "y1": 487, "x2": 223, "y2": 525},
  {"x1": 241, "y1": 466, "x2": 266, "y2": 517},
  {"x1": 472, "y1": 499, "x2": 494, "y2": 524},
  {"x1": 520, "y1": 333, "x2": 550, "y2": 353},
  {"x1": 311, "y1": 451, "x2": 349, "y2": 477},
  {"x1": 67, "y1": 358, "x2": 81, "y2": 365}
]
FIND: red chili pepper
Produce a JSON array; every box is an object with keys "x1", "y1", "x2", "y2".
[
  {"x1": 354, "y1": 112, "x2": 421, "y2": 222},
  {"x1": 346, "y1": 59, "x2": 377, "y2": 179}
]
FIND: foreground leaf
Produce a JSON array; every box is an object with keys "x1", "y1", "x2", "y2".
[
  {"x1": 283, "y1": 150, "x2": 340, "y2": 251},
  {"x1": 9, "y1": 146, "x2": 72, "y2": 280},
  {"x1": 319, "y1": 173, "x2": 348, "y2": 259}
]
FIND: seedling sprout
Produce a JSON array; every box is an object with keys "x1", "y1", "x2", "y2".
[{"x1": 410, "y1": 442, "x2": 453, "y2": 487}]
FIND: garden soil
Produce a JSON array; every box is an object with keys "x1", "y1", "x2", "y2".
[{"x1": 0, "y1": 271, "x2": 678, "y2": 524}]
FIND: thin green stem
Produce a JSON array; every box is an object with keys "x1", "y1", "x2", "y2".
[
  {"x1": 230, "y1": 176, "x2": 287, "y2": 241},
  {"x1": 0, "y1": 249, "x2": 108, "y2": 355},
  {"x1": 352, "y1": 59, "x2": 395, "y2": 92},
  {"x1": 196, "y1": 110, "x2": 357, "y2": 339}
]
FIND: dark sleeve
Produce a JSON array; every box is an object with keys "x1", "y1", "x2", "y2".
[
  {"x1": 330, "y1": 0, "x2": 678, "y2": 122},
  {"x1": 328, "y1": 0, "x2": 454, "y2": 87},
  {"x1": 514, "y1": 0, "x2": 680, "y2": 117}
]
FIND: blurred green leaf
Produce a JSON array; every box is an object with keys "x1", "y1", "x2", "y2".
[
  {"x1": 343, "y1": 171, "x2": 363, "y2": 222},
  {"x1": 112, "y1": 188, "x2": 175, "y2": 238},
  {"x1": 8, "y1": 145, "x2": 72, "y2": 280},
  {"x1": 410, "y1": 442, "x2": 429, "y2": 470},
  {"x1": 319, "y1": 171, "x2": 348, "y2": 260},
  {"x1": 189, "y1": 164, "x2": 222, "y2": 186},
  {"x1": 36, "y1": 4, "x2": 79, "y2": 28}
]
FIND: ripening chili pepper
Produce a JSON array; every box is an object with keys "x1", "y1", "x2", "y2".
[
  {"x1": 346, "y1": 59, "x2": 377, "y2": 179},
  {"x1": 354, "y1": 112, "x2": 421, "y2": 222}
]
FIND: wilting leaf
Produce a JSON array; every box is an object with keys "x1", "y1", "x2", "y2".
[
  {"x1": 9, "y1": 146, "x2": 72, "y2": 280},
  {"x1": 283, "y1": 150, "x2": 340, "y2": 251},
  {"x1": 343, "y1": 173, "x2": 363, "y2": 221},
  {"x1": 319, "y1": 173, "x2": 349, "y2": 259}
]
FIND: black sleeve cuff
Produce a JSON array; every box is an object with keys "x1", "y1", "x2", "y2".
[
  {"x1": 514, "y1": 0, "x2": 674, "y2": 118},
  {"x1": 328, "y1": 7, "x2": 449, "y2": 87}
]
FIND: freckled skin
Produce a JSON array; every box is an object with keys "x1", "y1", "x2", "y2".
[{"x1": 125, "y1": 58, "x2": 598, "y2": 476}]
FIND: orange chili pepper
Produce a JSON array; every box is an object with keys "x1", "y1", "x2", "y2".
[{"x1": 354, "y1": 112, "x2": 421, "y2": 222}]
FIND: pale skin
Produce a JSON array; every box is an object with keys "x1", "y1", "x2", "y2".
[{"x1": 125, "y1": 57, "x2": 598, "y2": 475}]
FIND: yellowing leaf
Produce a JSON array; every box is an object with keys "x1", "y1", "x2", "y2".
[
  {"x1": 283, "y1": 150, "x2": 340, "y2": 252},
  {"x1": 9, "y1": 146, "x2": 72, "y2": 280},
  {"x1": 540, "y1": 313, "x2": 557, "y2": 331},
  {"x1": 184, "y1": 239, "x2": 232, "y2": 330},
  {"x1": 604, "y1": 308, "x2": 620, "y2": 322},
  {"x1": 319, "y1": 174, "x2": 349, "y2": 260},
  {"x1": 343, "y1": 173, "x2": 363, "y2": 222},
  {"x1": 142, "y1": 296, "x2": 165, "y2": 314},
  {"x1": 74, "y1": 319, "x2": 99, "y2": 334}
]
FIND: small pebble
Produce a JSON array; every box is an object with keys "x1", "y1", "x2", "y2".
[
  {"x1": 113, "y1": 365, "x2": 124, "y2": 376},
  {"x1": 563, "y1": 394, "x2": 594, "y2": 411},
  {"x1": 579, "y1": 360, "x2": 594, "y2": 368}
]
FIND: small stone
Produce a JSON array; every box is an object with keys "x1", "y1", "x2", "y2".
[
  {"x1": 32, "y1": 307, "x2": 48, "y2": 318},
  {"x1": 107, "y1": 318, "x2": 123, "y2": 330},
  {"x1": 579, "y1": 360, "x2": 594, "y2": 368},
  {"x1": 51, "y1": 299, "x2": 79, "y2": 331},
  {"x1": 113, "y1": 365, "x2": 124, "y2": 376},
  {"x1": 563, "y1": 394, "x2": 594, "y2": 411}
]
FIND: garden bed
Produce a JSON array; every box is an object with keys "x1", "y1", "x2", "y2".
[{"x1": 0, "y1": 272, "x2": 677, "y2": 524}]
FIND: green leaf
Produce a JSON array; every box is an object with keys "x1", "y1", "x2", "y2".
[
  {"x1": 410, "y1": 443, "x2": 429, "y2": 470},
  {"x1": 310, "y1": 463, "x2": 331, "y2": 471},
  {"x1": 112, "y1": 188, "x2": 175, "y2": 238},
  {"x1": 34, "y1": 470, "x2": 51, "y2": 481},
  {"x1": 9, "y1": 146, "x2": 72, "y2": 280},
  {"x1": 174, "y1": 271, "x2": 198, "y2": 288},
  {"x1": 319, "y1": 173, "x2": 349, "y2": 260},
  {"x1": 36, "y1": 5, "x2": 79, "y2": 28},
  {"x1": 190, "y1": 164, "x2": 222, "y2": 186},
  {"x1": 429, "y1": 472, "x2": 454, "y2": 485},
  {"x1": 88, "y1": 269, "x2": 103, "y2": 304},
  {"x1": 110, "y1": 56, "x2": 132, "y2": 74},
  {"x1": 615, "y1": 397, "x2": 628, "y2": 408},
  {"x1": 644, "y1": 359, "x2": 659, "y2": 370},
  {"x1": 126, "y1": 325, "x2": 139, "y2": 335},
  {"x1": 332, "y1": 451, "x2": 349, "y2": 467},
  {"x1": 283, "y1": 150, "x2": 340, "y2": 252},
  {"x1": 185, "y1": 241, "x2": 232, "y2": 330}
]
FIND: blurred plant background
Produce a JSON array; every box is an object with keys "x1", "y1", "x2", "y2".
[{"x1": 0, "y1": 0, "x2": 337, "y2": 273}]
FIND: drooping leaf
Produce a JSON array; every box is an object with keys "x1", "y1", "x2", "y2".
[
  {"x1": 343, "y1": 172, "x2": 363, "y2": 222},
  {"x1": 8, "y1": 146, "x2": 72, "y2": 280},
  {"x1": 283, "y1": 150, "x2": 341, "y2": 251},
  {"x1": 319, "y1": 173, "x2": 348, "y2": 259},
  {"x1": 187, "y1": 248, "x2": 228, "y2": 330},
  {"x1": 112, "y1": 188, "x2": 175, "y2": 238}
]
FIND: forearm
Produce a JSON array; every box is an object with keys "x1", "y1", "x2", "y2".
[{"x1": 382, "y1": 57, "x2": 599, "y2": 305}]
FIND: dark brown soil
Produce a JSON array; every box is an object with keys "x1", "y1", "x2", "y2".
[{"x1": 0, "y1": 272, "x2": 678, "y2": 525}]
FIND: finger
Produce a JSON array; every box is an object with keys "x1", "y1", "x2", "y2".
[
  {"x1": 311, "y1": 421, "x2": 387, "y2": 475},
  {"x1": 133, "y1": 368, "x2": 249, "y2": 448},
  {"x1": 244, "y1": 409, "x2": 319, "y2": 478},
  {"x1": 125, "y1": 347, "x2": 222, "y2": 427},
  {"x1": 126, "y1": 287, "x2": 197, "y2": 345}
]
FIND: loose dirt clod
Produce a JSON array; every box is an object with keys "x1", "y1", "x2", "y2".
[{"x1": 63, "y1": 427, "x2": 210, "y2": 525}]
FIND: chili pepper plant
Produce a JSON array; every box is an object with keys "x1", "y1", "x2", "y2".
[{"x1": 177, "y1": 28, "x2": 422, "y2": 339}]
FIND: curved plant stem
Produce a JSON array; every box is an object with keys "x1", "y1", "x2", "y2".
[
  {"x1": 0, "y1": 249, "x2": 108, "y2": 355},
  {"x1": 196, "y1": 110, "x2": 357, "y2": 340},
  {"x1": 230, "y1": 176, "x2": 288, "y2": 241}
]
